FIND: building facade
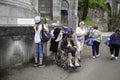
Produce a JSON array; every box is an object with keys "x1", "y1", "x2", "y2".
[
  {"x1": 106, "y1": 0, "x2": 120, "y2": 16},
  {"x1": 0, "y1": 0, "x2": 39, "y2": 25},
  {"x1": 0, "y1": 0, "x2": 78, "y2": 29},
  {"x1": 39, "y1": 0, "x2": 78, "y2": 29}
]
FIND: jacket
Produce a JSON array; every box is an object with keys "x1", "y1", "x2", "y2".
[
  {"x1": 110, "y1": 33, "x2": 120, "y2": 45},
  {"x1": 61, "y1": 39, "x2": 75, "y2": 51}
]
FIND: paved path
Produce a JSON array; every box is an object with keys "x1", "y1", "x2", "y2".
[
  {"x1": 101, "y1": 32, "x2": 113, "y2": 36},
  {"x1": 1, "y1": 36, "x2": 120, "y2": 80}
]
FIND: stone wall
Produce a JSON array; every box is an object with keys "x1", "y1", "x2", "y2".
[
  {"x1": 0, "y1": 26, "x2": 35, "y2": 69},
  {"x1": 0, "y1": 0, "x2": 38, "y2": 25}
]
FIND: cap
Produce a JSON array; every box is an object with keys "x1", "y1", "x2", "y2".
[
  {"x1": 34, "y1": 16, "x2": 41, "y2": 23},
  {"x1": 51, "y1": 23, "x2": 57, "y2": 26},
  {"x1": 79, "y1": 21, "x2": 85, "y2": 25}
]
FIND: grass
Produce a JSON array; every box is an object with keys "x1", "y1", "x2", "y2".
[{"x1": 82, "y1": 19, "x2": 96, "y2": 25}]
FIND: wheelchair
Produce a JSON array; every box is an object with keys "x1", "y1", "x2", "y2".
[{"x1": 56, "y1": 44, "x2": 78, "y2": 70}]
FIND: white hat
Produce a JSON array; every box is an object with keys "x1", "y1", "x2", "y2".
[
  {"x1": 79, "y1": 21, "x2": 85, "y2": 25},
  {"x1": 51, "y1": 23, "x2": 57, "y2": 26},
  {"x1": 34, "y1": 16, "x2": 41, "y2": 23}
]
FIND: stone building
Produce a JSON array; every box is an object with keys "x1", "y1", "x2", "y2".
[
  {"x1": 0, "y1": 0, "x2": 78, "y2": 69},
  {"x1": 106, "y1": 0, "x2": 120, "y2": 16},
  {"x1": 0, "y1": 0, "x2": 39, "y2": 25},
  {"x1": 0, "y1": 0, "x2": 78, "y2": 29},
  {"x1": 106, "y1": 0, "x2": 120, "y2": 30},
  {"x1": 39, "y1": 0, "x2": 78, "y2": 29}
]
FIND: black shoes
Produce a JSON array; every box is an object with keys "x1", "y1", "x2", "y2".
[
  {"x1": 34, "y1": 63, "x2": 38, "y2": 67},
  {"x1": 34, "y1": 63, "x2": 45, "y2": 67},
  {"x1": 38, "y1": 64, "x2": 46, "y2": 68}
]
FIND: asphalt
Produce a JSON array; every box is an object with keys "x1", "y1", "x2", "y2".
[{"x1": 0, "y1": 34, "x2": 120, "y2": 80}]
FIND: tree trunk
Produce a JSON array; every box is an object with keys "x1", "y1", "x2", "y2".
[{"x1": 82, "y1": 0, "x2": 89, "y2": 20}]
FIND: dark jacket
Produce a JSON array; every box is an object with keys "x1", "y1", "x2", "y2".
[
  {"x1": 54, "y1": 27, "x2": 61, "y2": 39},
  {"x1": 61, "y1": 39, "x2": 75, "y2": 50},
  {"x1": 110, "y1": 33, "x2": 120, "y2": 45}
]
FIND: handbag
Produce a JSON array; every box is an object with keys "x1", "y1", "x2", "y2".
[
  {"x1": 86, "y1": 38, "x2": 93, "y2": 46},
  {"x1": 104, "y1": 38, "x2": 110, "y2": 46},
  {"x1": 41, "y1": 24, "x2": 50, "y2": 42}
]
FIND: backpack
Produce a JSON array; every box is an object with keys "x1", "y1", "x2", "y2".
[{"x1": 41, "y1": 24, "x2": 50, "y2": 42}]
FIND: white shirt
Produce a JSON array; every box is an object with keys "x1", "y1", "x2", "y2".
[
  {"x1": 34, "y1": 24, "x2": 47, "y2": 43},
  {"x1": 50, "y1": 29, "x2": 55, "y2": 39},
  {"x1": 75, "y1": 27, "x2": 87, "y2": 41}
]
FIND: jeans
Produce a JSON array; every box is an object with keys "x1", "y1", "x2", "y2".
[
  {"x1": 34, "y1": 42, "x2": 43, "y2": 59},
  {"x1": 92, "y1": 41, "x2": 100, "y2": 56},
  {"x1": 110, "y1": 44, "x2": 120, "y2": 57}
]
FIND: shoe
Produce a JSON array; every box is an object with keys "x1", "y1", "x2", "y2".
[
  {"x1": 110, "y1": 55, "x2": 115, "y2": 60},
  {"x1": 96, "y1": 54, "x2": 100, "y2": 57},
  {"x1": 92, "y1": 56, "x2": 96, "y2": 59},
  {"x1": 111, "y1": 54, "x2": 114, "y2": 58},
  {"x1": 78, "y1": 59, "x2": 81, "y2": 62},
  {"x1": 39, "y1": 64, "x2": 46, "y2": 68},
  {"x1": 69, "y1": 63, "x2": 74, "y2": 67},
  {"x1": 75, "y1": 62, "x2": 80, "y2": 67},
  {"x1": 115, "y1": 57, "x2": 118, "y2": 60},
  {"x1": 110, "y1": 57, "x2": 114, "y2": 60},
  {"x1": 34, "y1": 63, "x2": 38, "y2": 67}
]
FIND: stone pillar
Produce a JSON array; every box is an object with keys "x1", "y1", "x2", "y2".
[
  {"x1": 112, "y1": 0, "x2": 117, "y2": 16},
  {"x1": 52, "y1": 0, "x2": 61, "y2": 25},
  {"x1": 68, "y1": 0, "x2": 78, "y2": 30}
]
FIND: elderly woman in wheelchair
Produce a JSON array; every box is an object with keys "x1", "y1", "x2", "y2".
[{"x1": 61, "y1": 35, "x2": 80, "y2": 67}]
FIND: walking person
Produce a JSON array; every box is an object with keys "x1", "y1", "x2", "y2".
[
  {"x1": 90, "y1": 25, "x2": 102, "y2": 58},
  {"x1": 75, "y1": 21, "x2": 88, "y2": 61},
  {"x1": 33, "y1": 16, "x2": 49, "y2": 67},
  {"x1": 109, "y1": 29, "x2": 120, "y2": 60},
  {"x1": 50, "y1": 23, "x2": 62, "y2": 62}
]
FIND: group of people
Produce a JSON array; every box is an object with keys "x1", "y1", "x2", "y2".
[{"x1": 33, "y1": 16, "x2": 120, "y2": 68}]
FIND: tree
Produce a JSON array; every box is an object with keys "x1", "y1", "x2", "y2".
[{"x1": 78, "y1": 0, "x2": 108, "y2": 20}]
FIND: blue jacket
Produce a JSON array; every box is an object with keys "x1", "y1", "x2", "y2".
[{"x1": 110, "y1": 33, "x2": 120, "y2": 45}]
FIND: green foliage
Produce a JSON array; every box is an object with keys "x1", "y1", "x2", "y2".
[
  {"x1": 89, "y1": 0, "x2": 108, "y2": 11},
  {"x1": 82, "y1": 19, "x2": 96, "y2": 25},
  {"x1": 78, "y1": 0, "x2": 108, "y2": 11},
  {"x1": 78, "y1": 0, "x2": 108, "y2": 20},
  {"x1": 78, "y1": 0, "x2": 85, "y2": 8}
]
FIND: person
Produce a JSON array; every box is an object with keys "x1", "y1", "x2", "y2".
[
  {"x1": 90, "y1": 25, "x2": 102, "y2": 58},
  {"x1": 62, "y1": 23, "x2": 72, "y2": 39},
  {"x1": 44, "y1": 18, "x2": 49, "y2": 28},
  {"x1": 33, "y1": 16, "x2": 49, "y2": 67},
  {"x1": 61, "y1": 35, "x2": 80, "y2": 67},
  {"x1": 50, "y1": 23, "x2": 61, "y2": 62},
  {"x1": 75, "y1": 21, "x2": 88, "y2": 61},
  {"x1": 109, "y1": 29, "x2": 120, "y2": 60}
]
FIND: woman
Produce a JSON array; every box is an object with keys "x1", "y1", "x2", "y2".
[
  {"x1": 61, "y1": 35, "x2": 80, "y2": 67},
  {"x1": 50, "y1": 23, "x2": 61, "y2": 61},
  {"x1": 34, "y1": 16, "x2": 49, "y2": 67},
  {"x1": 91, "y1": 25, "x2": 102, "y2": 58},
  {"x1": 109, "y1": 29, "x2": 120, "y2": 60},
  {"x1": 75, "y1": 21, "x2": 87, "y2": 61},
  {"x1": 62, "y1": 23, "x2": 72, "y2": 39}
]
